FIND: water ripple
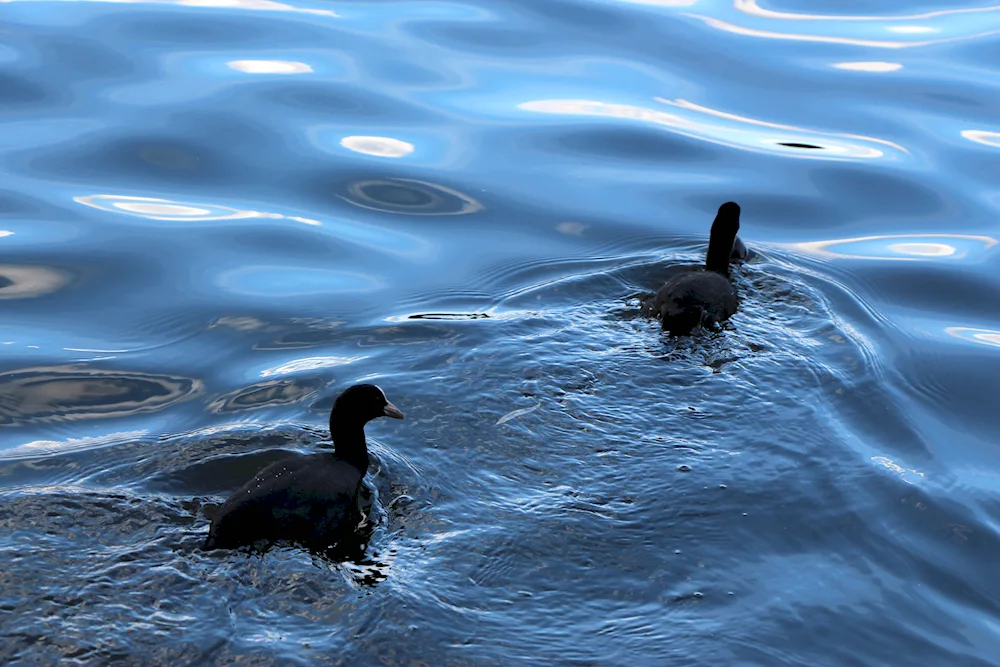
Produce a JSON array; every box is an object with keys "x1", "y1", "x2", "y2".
[
  {"x1": 3, "y1": 0, "x2": 1000, "y2": 663},
  {"x1": 520, "y1": 97, "x2": 907, "y2": 160},
  {"x1": 690, "y1": 1, "x2": 1000, "y2": 48},
  {"x1": 338, "y1": 177, "x2": 484, "y2": 215},
  {"x1": 789, "y1": 233, "x2": 998, "y2": 261},
  {"x1": 3, "y1": 0, "x2": 341, "y2": 18},
  {"x1": 75, "y1": 194, "x2": 280, "y2": 223},
  {"x1": 0, "y1": 365, "x2": 201, "y2": 426},
  {"x1": 0, "y1": 264, "x2": 70, "y2": 299}
]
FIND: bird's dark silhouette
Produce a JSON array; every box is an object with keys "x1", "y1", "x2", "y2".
[
  {"x1": 203, "y1": 384, "x2": 404, "y2": 553},
  {"x1": 642, "y1": 202, "x2": 743, "y2": 335}
]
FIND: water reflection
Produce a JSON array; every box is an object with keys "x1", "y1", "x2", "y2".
[
  {"x1": 790, "y1": 233, "x2": 997, "y2": 260},
  {"x1": 961, "y1": 130, "x2": 1000, "y2": 148},
  {"x1": 833, "y1": 61, "x2": 903, "y2": 72},
  {"x1": 340, "y1": 178, "x2": 482, "y2": 215},
  {"x1": 208, "y1": 378, "x2": 323, "y2": 413},
  {"x1": 690, "y1": 15, "x2": 933, "y2": 48},
  {"x1": 944, "y1": 326, "x2": 1000, "y2": 349},
  {"x1": 216, "y1": 266, "x2": 380, "y2": 297},
  {"x1": 0, "y1": 366, "x2": 201, "y2": 425},
  {"x1": 872, "y1": 456, "x2": 925, "y2": 484},
  {"x1": 5, "y1": 0, "x2": 1000, "y2": 661},
  {"x1": 887, "y1": 26, "x2": 938, "y2": 34},
  {"x1": 227, "y1": 60, "x2": 313, "y2": 74},
  {"x1": 0, "y1": 265, "x2": 69, "y2": 299},
  {"x1": 78, "y1": 193, "x2": 435, "y2": 260},
  {"x1": 520, "y1": 98, "x2": 903, "y2": 160},
  {"x1": 1, "y1": 0, "x2": 339, "y2": 17},
  {"x1": 614, "y1": 0, "x2": 697, "y2": 6},
  {"x1": 0, "y1": 430, "x2": 147, "y2": 461},
  {"x1": 706, "y1": 1, "x2": 1000, "y2": 49},
  {"x1": 260, "y1": 355, "x2": 367, "y2": 377},
  {"x1": 735, "y1": 1, "x2": 1000, "y2": 22},
  {"x1": 340, "y1": 136, "x2": 415, "y2": 158},
  {"x1": 556, "y1": 221, "x2": 588, "y2": 236},
  {"x1": 75, "y1": 194, "x2": 323, "y2": 225},
  {"x1": 210, "y1": 316, "x2": 269, "y2": 332}
]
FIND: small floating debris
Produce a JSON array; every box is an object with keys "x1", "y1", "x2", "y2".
[
  {"x1": 496, "y1": 403, "x2": 541, "y2": 426},
  {"x1": 778, "y1": 142, "x2": 823, "y2": 149},
  {"x1": 671, "y1": 591, "x2": 705, "y2": 602},
  {"x1": 872, "y1": 456, "x2": 925, "y2": 484},
  {"x1": 407, "y1": 312, "x2": 490, "y2": 321}
]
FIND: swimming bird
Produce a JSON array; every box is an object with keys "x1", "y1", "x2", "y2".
[
  {"x1": 642, "y1": 202, "x2": 742, "y2": 335},
  {"x1": 203, "y1": 383, "x2": 405, "y2": 553},
  {"x1": 731, "y1": 234, "x2": 750, "y2": 262}
]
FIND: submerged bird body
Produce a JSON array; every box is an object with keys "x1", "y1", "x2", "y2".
[
  {"x1": 204, "y1": 384, "x2": 404, "y2": 552},
  {"x1": 643, "y1": 202, "x2": 743, "y2": 335}
]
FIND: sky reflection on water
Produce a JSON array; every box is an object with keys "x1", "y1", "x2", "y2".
[{"x1": 1, "y1": 0, "x2": 999, "y2": 664}]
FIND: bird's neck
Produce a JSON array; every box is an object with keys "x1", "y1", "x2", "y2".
[
  {"x1": 705, "y1": 228, "x2": 736, "y2": 276},
  {"x1": 704, "y1": 254, "x2": 730, "y2": 276},
  {"x1": 330, "y1": 416, "x2": 370, "y2": 470}
]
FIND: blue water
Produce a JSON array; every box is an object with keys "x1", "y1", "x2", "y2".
[{"x1": 2, "y1": 0, "x2": 1000, "y2": 664}]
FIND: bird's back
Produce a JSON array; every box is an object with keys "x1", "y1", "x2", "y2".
[
  {"x1": 205, "y1": 452, "x2": 365, "y2": 550},
  {"x1": 649, "y1": 269, "x2": 738, "y2": 334}
]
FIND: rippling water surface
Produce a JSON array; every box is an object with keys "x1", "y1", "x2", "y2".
[{"x1": 2, "y1": 0, "x2": 1000, "y2": 664}]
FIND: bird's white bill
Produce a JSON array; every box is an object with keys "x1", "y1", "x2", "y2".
[{"x1": 383, "y1": 401, "x2": 405, "y2": 419}]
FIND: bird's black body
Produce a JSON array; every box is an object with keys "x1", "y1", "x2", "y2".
[
  {"x1": 647, "y1": 270, "x2": 738, "y2": 335},
  {"x1": 642, "y1": 202, "x2": 743, "y2": 335},
  {"x1": 204, "y1": 383, "x2": 404, "y2": 552}
]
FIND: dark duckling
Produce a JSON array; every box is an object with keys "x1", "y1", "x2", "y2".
[
  {"x1": 204, "y1": 383, "x2": 404, "y2": 552},
  {"x1": 642, "y1": 202, "x2": 742, "y2": 335}
]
